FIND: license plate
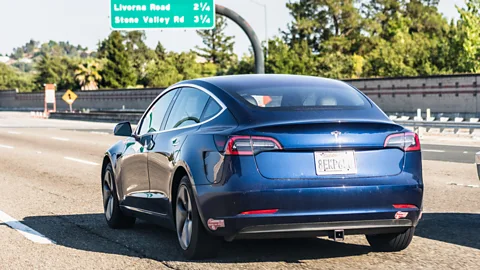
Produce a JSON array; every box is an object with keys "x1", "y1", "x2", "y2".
[{"x1": 315, "y1": 151, "x2": 357, "y2": 175}]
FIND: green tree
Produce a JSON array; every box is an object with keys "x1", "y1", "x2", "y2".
[
  {"x1": 34, "y1": 54, "x2": 62, "y2": 87},
  {"x1": 57, "y1": 57, "x2": 80, "y2": 90},
  {"x1": 36, "y1": 41, "x2": 88, "y2": 58},
  {"x1": 228, "y1": 52, "x2": 255, "y2": 75},
  {"x1": 455, "y1": 0, "x2": 480, "y2": 73},
  {"x1": 75, "y1": 59, "x2": 103, "y2": 90},
  {"x1": 0, "y1": 63, "x2": 34, "y2": 92},
  {"x1": 144, "y1": 53, "x2": 182, "y2": 87},
  {"x1": 174, "y1": 51, "x2": 202, "y2": 80},
  {"x1": 360, "y1": 0, "x2": 450, "y2": 77},
  {"x1": 97, "y1": 31, "x2": 137, "y2": 89},
  {"x1": 196, "y1": 15, "x2": 236, "y2": 74},
  {"x1": 155, "y1": 42, "x2": 167, "y2": 61},
  {"x1": 144, "y1": 51, "x2": 204, "y2": 87},
  {"x1": 34, "y1": 54, "x2": 79, "y2": 91},
  {"x1": 10, "y1": 39, "x2": 39, "y2": 59},
  {"x1": 124, "y1": 31, "x2": 156, "y2": 85},
  {"x1": 266, "y1": 38, "x2": 317, "y2": 75},
  {"x1": 283, "y1": 0, "x2": 329, "y2": 52}
]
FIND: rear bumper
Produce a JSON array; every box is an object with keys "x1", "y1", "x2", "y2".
[
  {"x1": 204, "y1": 209, "x2": 420, "y2": 239},
  {"x1": 235, "y1": 219, "x2": 413, "y2": 240}
]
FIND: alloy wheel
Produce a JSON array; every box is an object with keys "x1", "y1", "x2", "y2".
[
  {"x1": 103, "y1": 170, "x2": 114, "y2": 221},
  {"x1": 176, "y1": 185, "x2": 193, "y2": 250}
]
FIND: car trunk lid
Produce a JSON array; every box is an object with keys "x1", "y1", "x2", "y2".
[{"x1": 248, "y1": 121, "x2": 405, "y2": 179}]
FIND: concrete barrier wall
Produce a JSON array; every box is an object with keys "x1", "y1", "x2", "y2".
[
  {"x1": 0, "y1": 88, "x2": 165, "y2": 111},
  {"x1": 345, "y1": 74, "x2": 480, "y2": 115},
  {"x1": 1, "y1": 73, "x2": 480, "y2": 115}
]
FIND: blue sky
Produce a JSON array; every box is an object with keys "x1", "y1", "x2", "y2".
[{"x1": 0, "y1": 0, "x2": 467, "y2": 56}]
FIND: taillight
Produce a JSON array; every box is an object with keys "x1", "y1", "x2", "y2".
[
  {"x1": 384, "y1": 132, "x2": 421, "y2": 152},
  {"x1": 224, "y1": 136, "x2": 282, "y2": 155}
]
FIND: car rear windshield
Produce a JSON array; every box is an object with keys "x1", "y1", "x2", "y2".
[{"x1": 233, "y1": 85, "x2": 370, "y2": 110}]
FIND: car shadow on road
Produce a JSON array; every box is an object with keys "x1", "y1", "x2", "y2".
[
  {"x1": 15, "y1": 212, "x2": 479, "y2": 263},
  {"x1": 415, "y1": 213, "x2": 480, "y2": 250},
  {"x1": 19, "y1": 213, "x2": 371, "y2": 263}
]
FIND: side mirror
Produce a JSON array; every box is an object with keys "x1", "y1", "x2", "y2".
[{"x1": 114, "y1": 122, "x2": 133, "y2": 137}]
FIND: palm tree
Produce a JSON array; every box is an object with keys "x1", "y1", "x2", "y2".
[{"x1": 75, "y1": 60, "x2": 102, "y2": 90}]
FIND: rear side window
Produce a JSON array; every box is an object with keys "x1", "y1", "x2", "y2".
[
  {"x1": 235, "y1": 85, "x2": 369, "y2": 109},
  {"x1": 165, "y1": 87, "x2": 210, "y2": 129},
  {"x1": 201, "y1": 98, "x2": 222, "y2": 122}
]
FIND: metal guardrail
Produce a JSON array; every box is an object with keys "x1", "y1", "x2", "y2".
[{"x1": 394, "y1": 120, "x2": 480, "y2": 129}]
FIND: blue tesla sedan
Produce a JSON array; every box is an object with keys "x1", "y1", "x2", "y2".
[{"x1": 101, "y1": 75, "x2": 423, "y2": 259}]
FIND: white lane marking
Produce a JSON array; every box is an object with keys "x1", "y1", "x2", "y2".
[
  {"x1": 448, "y1": 183, "x2": 480, "y2": 188},
  {"x1": 0, "y1": 144, "x2": 14, "y2": 149},
  {"x1": 90, "y1": 131, "x2": 109, "y2": 135},
  {"x1": 7, "y1": 131, "x2": 22, "y2": 135},
  {"x1": 463, "y1": 151, "x2": 469, "y2": 154},
  {"x1": 51, "y1": 137, "x2": 70, "y2": 142},
  {"x1": 423, "y1": 149, "x2": 445, "y2": 153},
  {"x1": 64, "y1": 157, "x2": 99, "y2": 166},
  {"x1": 0, "y1": 210, "x2": 55, "y2": 244}
]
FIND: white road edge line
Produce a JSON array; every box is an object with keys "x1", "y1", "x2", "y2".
[
  {"x1": 51, "y1": 137, "x2": 70, "y2": 142},
  {"x1": 423, "y1": 149, "x2": 445, "y2": 153},
  {"x1": 64, "y1": 157, "x2": 99, "y2": 166},
  {"x1": 0, "y1": 144, "x2": 14, "y2": 149},
  {"x1": 7, "y1": 131, "x2": 22, "y2": 135},
  {"x1": 0, "y1": 210, "x2": 55, "y2": 244}
]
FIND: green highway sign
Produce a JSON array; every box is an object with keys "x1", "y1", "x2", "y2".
[{"x1": 110, "y1": 0, "x2": 215, "y2": 30}]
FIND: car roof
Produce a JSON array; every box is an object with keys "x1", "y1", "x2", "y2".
[
  {"x1": 178, "y1": 74, "x2": 391, "y2": 129},
  {"x1": 193, "y1": 74, "x2": 350, "y2": 94}
]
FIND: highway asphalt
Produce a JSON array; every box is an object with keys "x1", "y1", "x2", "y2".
[
  {"x1": 422, "y1": 144, "x2": 479, "y2": 164},
  {"x1": 0, "y1": 112, "x2": 479, "y2": 269}
]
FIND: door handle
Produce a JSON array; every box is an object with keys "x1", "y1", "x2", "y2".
[{"x1": 172, "y1": 138, "x2": 179, "y2": 146}]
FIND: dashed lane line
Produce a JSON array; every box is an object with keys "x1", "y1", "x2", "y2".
[
  {"x1": 0, "y1": 144, "x2": 14, "y2": 149},
  {"x1": 447, "y1": 182, "x2": 480, "y2": 188},
  {"x1": 51, "y1": 137, "x2": 70, "y2": 142},
  {"x1": 0, "y1": 210, "x2": 55, "y2": 244},
  {"x1": 64, "y1": 157, "x2": 100, "y2": 166},
  {"x1": 90, "y1": 131, "x2": 110, "y2": 135},
  {"x1": 423, "y1": 149, "x2": 446, "y2": 153}
]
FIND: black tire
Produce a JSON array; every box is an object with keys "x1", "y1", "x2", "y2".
[
  {"x1": 366, "y1": 227, "x2": 415, "y2": 252},
  {"x1": 175, "y1": 176, "x2": 222, "y2": 259},
  {"x1": 102, "y1": 163, "x2": 136, "y2": 229}
]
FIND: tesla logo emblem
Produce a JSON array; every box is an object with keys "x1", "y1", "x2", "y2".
[
  {"x1": 395, "y1": 211, "x2": 409, "y2": 219},
  {"x1": 331, "y1": 131, "x2": 342, "y2": 140},
  {"x1": 207, "y1": 219, "x2": 225, "y2": 231}
]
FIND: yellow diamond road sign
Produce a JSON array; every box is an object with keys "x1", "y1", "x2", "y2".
[{"x1": 62, "y1": 90, "x2": 78, "y2": 105}]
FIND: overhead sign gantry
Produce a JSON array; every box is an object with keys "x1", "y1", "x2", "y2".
[{"x1": 109, "y1": 0, "x2": 264, "y2": 74}]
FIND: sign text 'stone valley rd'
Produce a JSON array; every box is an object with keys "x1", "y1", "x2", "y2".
[{"x1": 110, "y1": 0, "x2": 215, "y2": 30}]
